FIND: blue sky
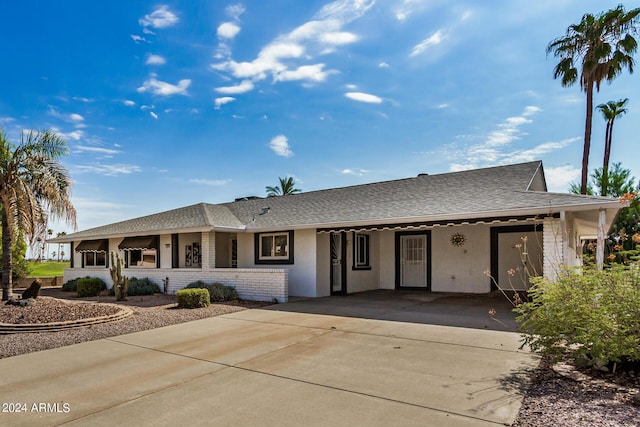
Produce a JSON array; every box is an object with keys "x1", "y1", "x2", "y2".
[{"x1": 1, "y1": 0, "x2": 639, "y2": 235}]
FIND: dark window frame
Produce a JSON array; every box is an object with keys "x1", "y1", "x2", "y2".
[
  {"x1": 352, "y1": 232, "x2": 371, "y2": 270},
  {"x1": 254, "y1": 230, "x2": 294, "y2": 265}
]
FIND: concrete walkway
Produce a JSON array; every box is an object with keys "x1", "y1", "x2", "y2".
[{"x1": 0, "y1": 305, "x2": 537, "y2": 426}]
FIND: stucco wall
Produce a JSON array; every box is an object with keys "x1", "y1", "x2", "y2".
[
  {"x1": 315, "y1": 233, "x2": 330, "y2": 297},
  {"x1": 431, "y1": 226, "x2": 492, "y2": 293},
  {"x1": 346, "y1": 232, "x2": 380, "y2": 293},
  {"x1": 237, "y1": 229, "x2": 317, "y2": 297},
  {"x1": 543, "y1": 217, "x2": 563, "y2": 281}
]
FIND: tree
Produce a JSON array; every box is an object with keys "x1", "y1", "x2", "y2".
[
  {"x1": 596, "y1": 98, "x2": 628, "y2": 196},
  {"x1": 46, "y1": 228, "x2": 53, "y2": 260},
  {"x1": 570, "y1": 163, "x2": 640, "y2": 244},
  {"x1": 56, "y1": 231, "x2": 67, "y2": 261},
  {"x1": 266, "y1": 176, "x2": 301, "y2": 197},
  {"x1": 0, "y1": 129, "x2": 76, "y2": 300},
  {"x1": 547, "y1": 5, "x2": 640, "y2": 194}
]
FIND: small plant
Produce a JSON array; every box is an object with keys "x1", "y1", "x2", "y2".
[
  {"x1": 128, "y1": 277, "x2": 160, "y2": 296},
  {"x1": 110, "y1": 252, "x2": 129, "y2": 301},
  {"x1": 176, "y1": 288, "x2": 210, "y2": 308},
  {"x1": 184, "y1": 281, "x2": 238, "y2": 302},
  {"x1": 76, "y1": 277, "x2": 106, "y2": 297},
  {"x1": 62, "y1": 278, "x2": 78, "y2": 292}
]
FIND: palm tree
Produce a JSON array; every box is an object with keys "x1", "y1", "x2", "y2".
[
  {"x1": 0, "y1": 129, "x2": 76, "y2": 300},
  {"x1": 266, "y1": 177, "x2": 301, "y2": 197},
  {"x1": 56, "y1": 231, "x2": 67, "y2": 262},
  {"x1": 547, "y1": 5, "x2": 640, "y2": 194},
  {"x1": 46, "y1": 228, "x2": 53, "y2": 260},
  {"x1": 596, "y1": 98, "x2": 628, "y2": 196}
]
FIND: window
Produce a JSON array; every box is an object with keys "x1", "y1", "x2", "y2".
[
  {"x1": 255, "y1": 231, "x2": 294, "y2": 264},
  {"x1": 353, "y1": 233, "x2": 371, "y2": 270},
  {"x1": 127, "y1": 249, "x2": 157, "y2": 268},
  {"x1": 84, "y1": 251, "x2": 106, "y2": 267}
]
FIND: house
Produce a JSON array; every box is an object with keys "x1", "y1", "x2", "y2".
[{"x1": 49, "y1": 161, "x2": 626, "y2": 302}]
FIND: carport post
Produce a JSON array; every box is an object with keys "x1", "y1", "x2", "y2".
[{"x1": 596, "y1": 209, "x2": 606, "y2": 270}]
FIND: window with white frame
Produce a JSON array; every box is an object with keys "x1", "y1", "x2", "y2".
[
  {"x1": 353, "y1": 232, "x2": 371, "y2": 270},
  {"x1": 255, "y1": 231, "x2": 294, "y2": 264}
]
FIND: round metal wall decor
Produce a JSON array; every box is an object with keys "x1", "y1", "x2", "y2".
[{"x1": 450, "y1": 232, "x2": 466, "y2": 247}]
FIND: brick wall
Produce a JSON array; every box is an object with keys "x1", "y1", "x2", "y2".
[
  {"x1": 63, "y1": 267, "x2": 288, "y2": 302},
  {"x1": 543, "y1": 217, "x2": 563, "y2": 282}
]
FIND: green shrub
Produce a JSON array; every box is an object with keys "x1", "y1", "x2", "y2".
[
  {"x1": 184, "y1": 281, "x2": 238, "y2": 302},
  {"x1": 176, "y1": 288, "x2": 210, "y2": 309},
  {"x1": 76, "y1": 277, "x2": 107, "y2": 298},
  {"x1": 515, "y1": 265, "x2": 640, "y2": 369},
  {"x1": 109, "y1": 277, "x2": 160, "y2": 296},
  {"x1": 62, "y1": 279, "x2": 78, "y2": 292}
]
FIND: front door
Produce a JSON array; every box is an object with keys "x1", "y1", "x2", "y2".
[
  {"x1": 396, "y1": 231, "x2": 431, "y2": 289},
  {"x1": 330, "y1": 232, "x2": 346, "y2": 294}
]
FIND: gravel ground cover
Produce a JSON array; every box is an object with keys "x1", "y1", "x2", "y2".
[{"x1": 1, "y1": 288, "x2": 639, "y2": 426}]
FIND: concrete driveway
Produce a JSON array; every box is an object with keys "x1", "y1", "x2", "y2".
[{"x1": 0, "y1": 293, "x2": 537, "y2": 426}]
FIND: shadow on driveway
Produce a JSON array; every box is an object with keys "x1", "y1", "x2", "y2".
[{"x1": 269, "y1": 290, "x2": 520, "y2": 332}]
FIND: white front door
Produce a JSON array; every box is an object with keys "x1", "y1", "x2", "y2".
[{"x1": 399, "y1": 234, "x2": 429, "y2": 288}]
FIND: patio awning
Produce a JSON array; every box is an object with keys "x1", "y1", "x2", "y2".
[
  {"x1": 118, "y1": 236, "x2": 159, "y2": 250},
  {"x1": 75, "y1": 239, "x2": 108, "y2": 253}
]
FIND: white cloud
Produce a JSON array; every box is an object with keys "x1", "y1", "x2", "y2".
[
  {"x1": 342, "y1": 168, "x2": 368, "y2": 176},
  {"x1": 150, "y1": 111, "x2": 158, "y2": 120},
  {"x1": 218, "y1": 22, "x2": 241, "y2": 39},
  {"x1": 74, "y1": 164, "x2": 142, "y2": 176},
  {"x1": 215, "y1": 80, "x2": 254, "y2": 94},
  {"x1": 75, "y1": 146, "x2": 120, "y2": 155},
  {"x1": 545, "y1": 165, "x2": 581, "y2": 193},
  {"x1": 211, "y1": 0, "x2": 374, "y2": 91},
  {"x1": 445, "y1": 106, "x2": 574, "y2": 172},
  {"x1": 345, "y1": 92, "x2": 383, "y2": 104},
  {"x1": 320, "y1": 32, "x2": 358, "y2": 45},
  {"x1": 137, "y1": 74, "x2": 191, "y2": 96},
  {"x1": 123, "y1": 100, "x2": 136, "y2": 106},
  {"x1": 146, "y1": 54, "x2": 167, "y2": 65},
  {"x1": 394, "y1": 0, "x2": 427, "y2": 21},
  {"x1": 189, "y1": 178, "x2": 230, "y2": 186},
  {"x1": 378, "y1": 62, "x2": 389, "y2": 68},
  {"x1": 214, "y1": 97, "x2": 236, "y2": 109},
  {"x1": 0, "y1": 116, "x2": 15, "y2": 124},
  {"x1": 54, "y1": 129, "x2": 84, "y2": 141},
  {"x1": 140, "y1": 104, "x2": 154, "y2": 111},
  {"x1": 226, "y1": 4, "x2": 246, "y2": 20},
  {"x1": 72, "y1": 97, "x2": 93, "y2": 103},
  {"x1": 275, "y1": 64, "x2": 335, "y2": 83},
  {"x1": 410, "y1": 29, "x2": 446, "y2": 57},
  {"x1": 130, "y1": 34, "x2": 148, "y2": 44},
  {"x1": 523, "y1": 105, "x2": 542, "y2": 116},
  {"x1": 69, "y1": 113, "x2": 84, "y2": 122},
  {"x1": 436, "y1": 103, "x2": 449, "y2": 109},
  {"x1": 139, "y1": 5, "x2": 179, "y2": 29},
  {"x1": 269, "y1": 135, "x2": 293, "y2": 157}
]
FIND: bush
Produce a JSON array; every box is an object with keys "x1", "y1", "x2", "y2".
[
  {"x1": 62, "y1": 279, "x2": 78, "y2": 292},
  {"x1": 184, "y1": 281, "x2": 238, "y2": 302},
  {"x1": 176, "y1": 288, "x2": 210, "y2": 309},
  {"x1": 108, "y1": 277, "x2": 160, "y2": 296},
  {"x1": 76, "y1": 277, "x2": 107, "y2": 298},
  {"x1": 515, "y1": 265, "x2": 640, "y2": 369}
]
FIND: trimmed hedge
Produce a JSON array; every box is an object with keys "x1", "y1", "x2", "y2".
[
  {"x1": 176, "y1": 288, "x2": 210, "y2": 309},
  {"x1": 76, "y1": 277, "x2": 107, "y2": 298},
  {"x1": 109, "y1": 277, "x2": 160, "y2": 296},
  {"x1": 184, "y1": 280, "x2": 238, "y2": 302}
]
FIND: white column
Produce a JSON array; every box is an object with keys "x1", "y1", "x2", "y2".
[{"x1": 596, "y1": 209, "x2": 606, "y2": 270}]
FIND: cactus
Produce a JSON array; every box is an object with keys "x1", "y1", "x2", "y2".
[{"x1": 110, "y1": 252, "x2": 129, "y2": 301}]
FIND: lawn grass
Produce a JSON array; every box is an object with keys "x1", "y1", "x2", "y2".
[{"x1": 27, "y1": 261, "x2": 70, "y2": 277}]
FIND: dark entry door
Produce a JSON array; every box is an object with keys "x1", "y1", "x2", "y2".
[{"x1": 330, "y1": 232, "x2": 346, "y2": 294}]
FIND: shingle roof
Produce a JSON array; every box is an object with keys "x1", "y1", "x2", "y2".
[{"x1": 53, "y1": 161, "x2": 623, "y2": 241}]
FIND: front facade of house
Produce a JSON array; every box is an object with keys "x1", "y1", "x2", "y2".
[{"x1": 52, "y1": 162, "x2": 626, "y2": 302}]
